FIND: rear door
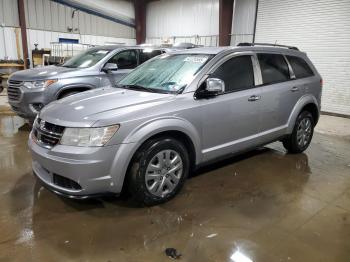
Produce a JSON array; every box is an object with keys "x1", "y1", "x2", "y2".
[
  {"x1": 102, "y1": 49, "x2": 138, "y2": 85},
  {"x1": 257, "y1": 53, "x2": 303, "y2": 141},
  {"x1": 138, "y1": 49, "x2": 164, "y2": 65},
  {"x1": 200, "y1": 53, "x2": 262, "y2": 161}
]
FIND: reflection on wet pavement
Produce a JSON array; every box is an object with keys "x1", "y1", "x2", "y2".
[{"x1": 0, "y1": 115, "x2": 349, "y2": 261}]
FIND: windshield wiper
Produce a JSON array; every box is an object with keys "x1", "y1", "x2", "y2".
[{"x1": 118, "y1": 84, "x2": 158, "y2": 93}]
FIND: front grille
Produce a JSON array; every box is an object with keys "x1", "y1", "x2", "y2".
[
  {"x1": 53, "y1": 174, "x2": 82, "y2": 190},
  {"x1": 33, "y1": 118, "x2": 65, "y2": 148},
  {"x1": 7, "y1": 80, "x2": 23, "y2": 101}
]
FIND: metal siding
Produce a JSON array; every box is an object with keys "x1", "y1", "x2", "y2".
[
  {"x1": 78, "y1": 11, "x2": 85, "y2": 34},
  {"x1": 0, "y1": 1, "x2": 4, "y2": 26},
  {"x1": 26, "y1": 28, "x2": 136, "y2": 49},
  {"x1": 35, "y1": 0, "x2": 45, "y2": 29},
  {"x1": 50, "y1": 1, "x2": 60, "y2": 32},
  {"x1": 1, "y1": 0, "x2": 19, "y2": 27},
  {"x1": 43, "y1": 0, "x2": 52, "y2": 30},
  {"x1": 231, "y1": 0, "x2": 256, "y2": 45},
  {"x1": 0, "y1": 27, "x2": 19, "y2": 59},
  {"x1": 27, "y1": 0, "x2": 37, "y2": 28},
  {"x1": 22, "y1": 0, "x2": 134, "y2": 39},
  {"x1": 146, "y1": 0, "x2": 219, "y2": 38},
  {"x1": 255, "y1": 0, "x2": 350, "y2": 115},
  {"x1": 58, "y1": 4, "x2": 66, "y2": 31}
]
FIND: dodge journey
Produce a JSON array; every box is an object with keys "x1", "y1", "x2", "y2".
[{"x1": 29, "y1": 43, "x2": 322, "y2": 205}]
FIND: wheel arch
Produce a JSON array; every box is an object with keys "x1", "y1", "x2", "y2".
[
  {"x1": 56, "y1": 84, "x2": 95, "y2": 99},
  {"x1": 287, "y1": 95, "x2": 320, "y2": 133},
  {"x1": 110, "y1": 118, "x2": 202, "y2": 194}
]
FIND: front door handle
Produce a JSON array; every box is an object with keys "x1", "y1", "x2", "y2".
[
  {"x1": 248, "y1": 95, "x2": 261, "y2": 102},
  {"x1": 291, "y1": 86, "x2": 299, "y2": 92}
]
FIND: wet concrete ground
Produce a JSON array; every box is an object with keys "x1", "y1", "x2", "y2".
[{"x1": 0, "y1": 115, "x2": 349, "y2": 262}]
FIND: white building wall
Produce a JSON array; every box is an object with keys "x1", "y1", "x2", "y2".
[
  {"x1": 0, "y1": 0, "x2": 19, "y2": 27},
  {"x1": 231, "y1": 0, "x2": 256, "y2": 45},
  {"x1": 26, "y1": 28, "x2": 136, "y2": 52},
  {"x1": 146, "y1": 0, "x2": 219, "y2": 45},
  {"x1": 0, "y1": 27, "x2": 20, "y2": 60},
  {"x1": 24, "y1": 0, "x2": 135, "y2": 39},
  {"x1": 255, "y1": 0, "x2": 350, "y2": 116},
  {"x1": 0, "y1": 0, "x2": 136, "y2": 60}
]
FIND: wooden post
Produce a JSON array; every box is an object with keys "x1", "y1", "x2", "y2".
[
  {"x1": 134, "y1": 0, "x2": 146, "y2": 44},
  {"x1": 219, "y1": 0, "x2": 234, "y2": 46}
]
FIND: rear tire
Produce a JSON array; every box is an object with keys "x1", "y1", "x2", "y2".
[
  {"x1": 127, "y1": 137, "x2": 189, "y2": 206},
  {"x1": 283, "y1": 111, "x2": 314, "y2": 154}
]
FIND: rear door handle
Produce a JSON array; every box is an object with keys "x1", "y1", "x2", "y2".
[
  {"x1": 291, "y1": 86, "x2": 299, "y2": 92},
  {"x1": 248, "y1": 95, "x2": 261, "y2": 102}
]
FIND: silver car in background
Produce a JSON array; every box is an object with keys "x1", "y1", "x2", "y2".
[
  {"x1": 28, "y1": 43, "x2": 322, "y2": 205},
  {"x1": 7, "y1": 46, "x2": 166, "y2": 120}
]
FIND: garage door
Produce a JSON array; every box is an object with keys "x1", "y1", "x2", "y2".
[{"x1": 255, "y1": 0, "x2": 350, "y2": 116}]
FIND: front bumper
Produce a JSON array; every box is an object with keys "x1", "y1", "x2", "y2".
[
  {"x1": 29, "y1": 134, "x2": 124, "y2": 197},
  {"x1": 8, "y1": 84, "x2": 46, "y2": 120}
]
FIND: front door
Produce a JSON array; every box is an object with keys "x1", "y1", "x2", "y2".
[
  {"x1": 200, "y1": 54, "x2": 262, "y2": 162},
  {"x1": 101, "y1": 49, "x2": 138, "y2": 86}
]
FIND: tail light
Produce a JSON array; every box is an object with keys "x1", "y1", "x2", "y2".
[{"x1": 320, "y1": 79, "x2": 323, "y2": 88}]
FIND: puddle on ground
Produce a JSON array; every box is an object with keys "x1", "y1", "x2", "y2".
[{"x1": 0, "y1": 113, "x2": 350, "y2": 261}]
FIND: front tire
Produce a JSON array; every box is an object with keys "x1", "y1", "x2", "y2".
[
  {"x1": 127, "y1": 137, "x2": 190, "y2": 206},
  {"x1": 283, "y1": 111, "x2": 314, "y2": 153}
]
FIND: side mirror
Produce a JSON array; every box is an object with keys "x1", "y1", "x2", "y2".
[
  {"x1": 102, "y1": 63, "x2": 118, "y2": 73},
  {"x1": 195, "y1": 78, "x2": 225, "y2": 99}
]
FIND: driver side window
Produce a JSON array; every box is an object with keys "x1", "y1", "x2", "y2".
[
  {"x1": 109, "y1": 50, "x2": 137, "y2": 69},
  {"x1": 211, "y1": 55, "x2": 255, "y2": 93}
]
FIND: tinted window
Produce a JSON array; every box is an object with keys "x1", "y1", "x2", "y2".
[
  {"x1": 286, "y1": 55, "x2": 314, "y2": 78},
  {"x1": 109, "y1": 50, "x2": 137, "y2": 69},
  {"x1": 211, "y1": 56, "x2": 255, "y2": 92},
  {"x1": 139, "y1": 49, "x2": 163, "y2": 64},
  {"x1": 258, "y1": 54, "x2": 290, "y2": 84},
  {"x1": 62, "y1": 49, "x2": 110, "y2": 68}
]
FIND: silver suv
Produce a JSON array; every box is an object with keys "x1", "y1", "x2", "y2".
[
  {"x1": 28, "y1": 43, "x2": 322, "y2": 205},
  {"x1": 7, "y1": 46, "x2": 165, "y2": 120}
]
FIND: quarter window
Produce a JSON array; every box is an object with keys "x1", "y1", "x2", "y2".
[
  {"x1": 139, "y1": 49, "x2": 163, "y2": 64},
  {"x1": 211, "y1": 56, "x2": 255, "y2": 92},
  {"x1": 286, "y1": 55, "x2": 314, "y2": 78},
  {"x1": 108, "y1": 50, "x2": 137, "y2": 69},
  {"x1": 257, "y1": 54, "x2": 290, "y2": 84}
]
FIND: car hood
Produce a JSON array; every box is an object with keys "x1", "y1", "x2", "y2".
[
  {"x1": 9, "y1": 65, "x2": 81, "y2": 81},
  {"x1": 40, "y1": 87, "x2": 175, "y2": 127}
]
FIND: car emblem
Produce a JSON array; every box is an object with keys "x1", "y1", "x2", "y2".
[{"x1": 40, "y1": 120, "x2": 45, "y2": 130}]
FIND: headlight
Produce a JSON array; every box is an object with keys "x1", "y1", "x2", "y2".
[
  {"x1": 24, "y1": 79, "x2": 57, "y2": 89},
  {"x1": 60, "y1": 125, "x2": 120, "y2": 147}
]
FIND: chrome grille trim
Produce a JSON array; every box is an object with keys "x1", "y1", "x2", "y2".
[
  {"x1": 7, "y1": 80, "x2": 23, "y2": 101},
  {"x1": 33, "y1": 118, "x2": 65, "y2": 148}
]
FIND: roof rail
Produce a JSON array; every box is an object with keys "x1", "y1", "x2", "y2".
[{"x1": 237, "y1": 42, "x2": 299, "y2": 51}]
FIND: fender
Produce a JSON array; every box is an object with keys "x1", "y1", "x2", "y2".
[
  {"x1": 109, "y1": 116, "x2": 202, "y2": 193},
  {"x1": 287, "y1": 94, "x2": 320, "y2": 134},
  {"x1": 55, "y1": 83, "x2": 95, "y2": 99}
]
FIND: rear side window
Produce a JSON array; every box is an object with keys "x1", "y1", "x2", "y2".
[
  {"x1": 139, "y1": 49, "x2": 163, "y2": 64},
  {"x1": 109, "y1": 50, "x2": 137, "y2": 69},
  {"x1": 286, "y1": 55, "x2": 314, "y2": 78},
  {"x1": 257, "y1": 54, "x2": 290, "y2": 85},
  {"x1": 211, "y1": 56, "x2": 255, "y2": 92}
]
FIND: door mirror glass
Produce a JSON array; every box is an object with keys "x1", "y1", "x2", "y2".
[
  {"x1": 206, "y1": 78, "x2": 225, "y2": 93},
  {"x1": 103, "y1": 63, "x2": 118, "y2": 72},
  {"x1": 195, "y1": 78, "x2": 225, "y2": 99}
]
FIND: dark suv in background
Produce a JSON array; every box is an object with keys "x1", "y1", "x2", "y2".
[{"x1": 7, "y1": 46, "x2": 166, "y2": 120}]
